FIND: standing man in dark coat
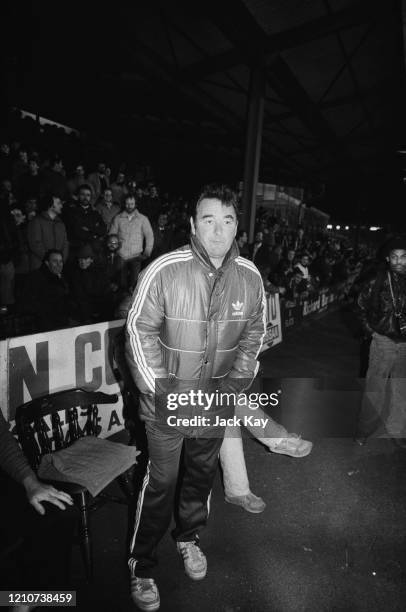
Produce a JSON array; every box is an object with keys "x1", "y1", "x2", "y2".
[{"x1": 355, "y1": 236, "x2": 406, "y2": 445}]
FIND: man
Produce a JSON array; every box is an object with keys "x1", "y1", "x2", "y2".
[
  {"x1": 87, "y1": 162, "x2": 110, "y2": 205},
  {"x1": 69, "y1": 244, "x2": 112, "y2": 323},
  {"x1": 151, "y1": 212, "x2": 174, "y2": 258},
  {"x1": 26, "y1": 194, "x2": 69, "y2": 271},
  {"x1": 101, "y1": 234, "x2": 126, "y2": 307},
  {"x1": 109, "y1": 194, "x2": 153, "y2": 290},
  {"x1": 249, "y1": 230, "x2": 270, "y2": 270},
  {"x1": 96, "y1": 187, "x2": 121, "y2": 229},
  {"x1": 65, "y1": 183, "x2": 106, "y2": 257},
  {"x1": 40, "y1": 156, "x2": 69, "y2": 201},
  {"x1": 67, "y1": 164, "x2": 86, "y2": 199},
  {"x1": 355, "y1": 236, "x2": 406, "y2": 445},
  {"x1": 125, "y1": 184, "x2": 265, "y2": 611},
  {"x1": 110, "y1": 171, "x2": 128, "y2": 205},
  {"x1": 0, "y1": 409, "x2": 75, "y2": 601},
  {"x1": 18, "y1": 157, "x2": 41, "y2": 202},
  {"x1": 24, "y1": 249, "x2": 72, "y2": 331}
]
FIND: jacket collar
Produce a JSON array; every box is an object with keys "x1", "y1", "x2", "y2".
[{"x1": 190, "y1": 234, "x2": 240, "y2": 272}]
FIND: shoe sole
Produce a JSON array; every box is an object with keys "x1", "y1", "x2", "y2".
[
  {"x1": 269, "y1": 443, "x2": 313, "y2": 458},
  {"x1": 184, "y1": 569, "x2": 207, "y2": 580},
  {"x1": 224, "y1": 498, "x2": 266, "y2": 513},
  {"x1": 131, "y1": 597, "x2": 160, "y2": 612}
]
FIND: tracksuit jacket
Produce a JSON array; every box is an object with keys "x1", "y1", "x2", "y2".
[{"x1": 125, "y1": 235, "x2": 266, "y2": 434}]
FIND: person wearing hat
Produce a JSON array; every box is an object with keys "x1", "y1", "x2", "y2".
[{"x1": 355, "y1": 236, "x2": 406, "y2": 446}]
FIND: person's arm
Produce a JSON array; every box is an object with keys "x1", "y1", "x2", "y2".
[
  {"x1": 0, "y1": 411, "x2": 73, "y2": 515},
  {"x1": 222, "y1": 273, "x2": 266, "y2": 395},
  {"x1": 125, "y1": 265, "x2": 168, "y2": 395},
  {"x1": 142, "y1": 217, "x2": 154, "y2": 258},
  {"x1": 357, "y1": 278, "x2": 375, "y2": 337}
]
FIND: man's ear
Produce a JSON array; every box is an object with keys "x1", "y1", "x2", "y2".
[{"x1": 190, "y1": 217, "x2": 196, "y2": 235}]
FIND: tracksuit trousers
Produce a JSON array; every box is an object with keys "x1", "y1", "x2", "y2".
[{"x1": 128, "y1": 421, "x2": 224, "y2": 577}]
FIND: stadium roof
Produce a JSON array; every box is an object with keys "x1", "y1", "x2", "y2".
[{"x1": 4, "y1": 0, "x2": 406, "y2": 222}]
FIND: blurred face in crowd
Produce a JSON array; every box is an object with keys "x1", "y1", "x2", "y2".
[
  {"x1": 158, "y1": 213, "x2": 168, "y2": 228},
  {"x1": 287, "y1": 249, "x2": 295, "y2": 262},
  {"x1": 107, "y1": 236, "x2": 119, "y2": 252},
  {"x1": 300, "y1": 255, "x2": 309, "y2": 267},
  {"x1": 190, "y1": 198, "x2": 238, "y2": 267},
  {"x1": 29, "y1": 160, "x2": 39, "y2": 175},
  {"x1": 19, "y1": 150, "x2": 28, "y2": 163},
  {"x1": 76, "y1": 165, "x2": 85, "y2": 177},
  {"x1": 25, "y1": 199, "x2": 38, "y2": 219},
  {"x1": 388, "y1": 249, "x2": 406, "y2": 276},
  {"x1": 103, "y1": 188, "x2": 113, "y2": 205},
  {"x1": 298, "y1": 228, "x2": 304, "y2": 238},
  {"x1": 78, "y1": 256, "x2": 93, "y2": 270},
  {"x1": 79, "y1": 188, "x2": 92, "y2": 207},
  {"x1": 150, "y1": 186, "x2": 158, "y2": 197},
  {"x1": 255, "y1": 231, "x2": 263, "y2": 243},
  {"x1": 125, "y1": 196, "x2": 137, "y2": 214},
  {"x1": 46, "y1": 252, "x2": 63, "y2": 277},
  {"x1": 1, "y1": 144, "x2": 10, "y2": 155},
  {"x1": 116, "y1": 172, "x2": 125, "y2": 184},
  {"x1": 238, "y1": 231, "x2": 248, "y2": 245},
  {"x1": 136, "y1": 187, "x2": 144, "y2": 199},
  {"x1": 293, "y1": 271, "x2": 304, "y2": 285},
  {"x1": 53, "y1": 159, "x2": 63, "y2": 173},
  {"x1": 2, "y1": 179, "x2": 12, "y2": 193},
  {"x1": 98, "y1": 163, "x2": 106, "y2": 175},
  {"x1": 51, "y1": 197, "x2": 63, "y2": 215}
]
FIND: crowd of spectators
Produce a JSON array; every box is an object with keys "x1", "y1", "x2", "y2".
[{"x1": 0, "y1": 110, "x2": 370, "y2": 339}]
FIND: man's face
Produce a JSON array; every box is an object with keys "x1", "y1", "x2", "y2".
[
  {"x1": 287, "y1": 250, "x2": 295, "y2": 262},
  {"x1": 125, "y1": 197, "x2": 137, "y2": 213},
  {"x1": 2, "y1": 180, "x2": 12, "y2": 192},
  {"x1": 103, "y1": 189, "x2": 113, "y2": 204},
  {"x1": 29, "y1": 160, "x2": 39, "y2": 174},
  {"x1": 255, "y1": 231, "x2": 263, "y2": 243},
  {"x1": 76, "y1": 165, "x2": 85, "y2": 176},
  {"x1": 294, "y1": 272, "x2": 304, "y2": 284},
  {"x1": 301, "y1": 255, "x2": 309, "y2": 267},
  {"x1": 51, "y1": 197, "x2": 63, "y2": 215},
  {"x1": 54, "y1": 160, "x2": 63, "y2": 173},
  {"x1": 98, "y1": 163, "x2": 106, "y2": 175},
  {"x1": 107, "y1": 237, "x2": 119, "y2": 252},
  {"x1": 388, "y1": 249, "x2": 406, "y2": 275},
  {"x1": 158, "y1": 214, "x2": 167, "y2": 227},
  {"x1": 19, "y1": 150, "x2": 28, "y2": 163},
  {"x1": 78, "y1": 257, "x2": 93, "y2": 270},
  {"x1": 79, "y1": 189, "x2": 92, "y2": 207},
  {"x1": 46, "y1": 253, "x2": 63, "y2": 276},
  {"x1": 117, "y1": 172, "x2": 125, "y2": 184},
  {"x1": 190, "y1": 198, "x2": 237, "y2": 263}
]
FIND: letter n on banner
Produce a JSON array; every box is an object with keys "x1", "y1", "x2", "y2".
[{"x1": 9, "y1": 341, "x2": 50, "y2": 420}]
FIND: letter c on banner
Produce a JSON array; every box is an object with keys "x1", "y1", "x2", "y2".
[{"x1": 75, "y1": 332, "x2": 102, "y2": 389}]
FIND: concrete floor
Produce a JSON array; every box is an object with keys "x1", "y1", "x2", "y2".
[{"x1": 67, "y1": 305, "x2": 406, "y2": 612}]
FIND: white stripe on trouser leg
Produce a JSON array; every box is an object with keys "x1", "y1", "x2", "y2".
[
  {"x1": 130, "y1": 460, "x2": 151, "y2": 552},
  {"x1": 207, "y1": 490, "x2": 212, "y2": 517}
]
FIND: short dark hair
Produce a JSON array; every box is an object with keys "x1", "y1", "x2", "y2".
[
  {"x1": 39, "y1": 194, "x2": 59, "y2": 212},
  {"x1": 44, "y1": 249, "x2": 63, "y2": 262},
  {"x1": 192, "y1": 184, "x2": 239, "y2": 220},
  {"x1": 78, "y1": 183, "x2": 93, "y2": 193}
]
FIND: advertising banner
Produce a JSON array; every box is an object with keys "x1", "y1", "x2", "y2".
[
  {"x1": 0, "y1": 320, "x2": 126, "y2": 437},
  {"x1": 261, "y1": 293, "x2": 282, "y2": 351}
]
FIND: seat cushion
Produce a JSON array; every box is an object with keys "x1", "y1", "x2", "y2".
[{"x1": 38, "y1": 436, "x2": 140, "y2": 496}]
